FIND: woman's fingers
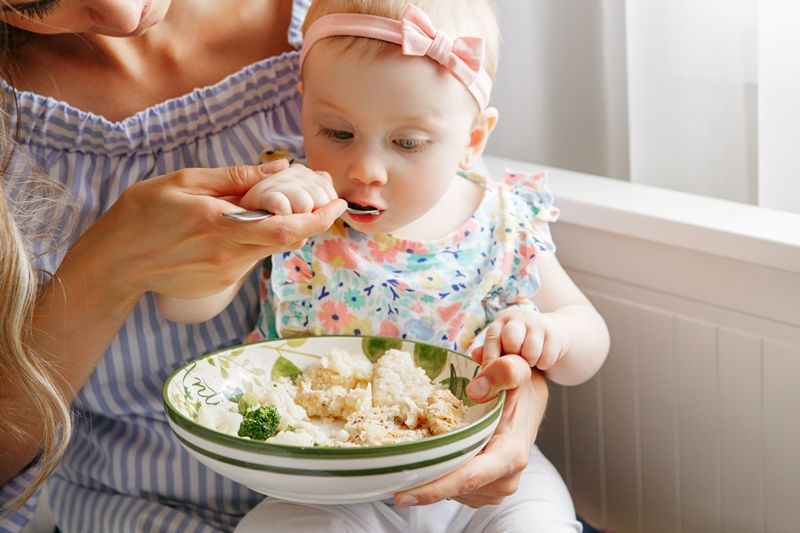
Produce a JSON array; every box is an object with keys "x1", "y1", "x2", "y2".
[
  {"x1": 109, "y1": 166, "x2": 345, "y2": 298},
  {"x1": 394, "y1": 436, "x2": 523, "y2": 507},
  {"x1": 169, "y1": 163, "x2": 286, "y2": 197}
]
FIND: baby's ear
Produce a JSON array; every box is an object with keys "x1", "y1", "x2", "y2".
[{"x1": 460, "y1": 107, "x2": 499, "y2": 170}]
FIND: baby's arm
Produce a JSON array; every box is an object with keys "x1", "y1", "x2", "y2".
[
  {"x1": 156, "y1": 163, "x2": 339, "y2": 324},
  {"x1": 474, "y1": 253, "x2": 609, "y2": 386}
]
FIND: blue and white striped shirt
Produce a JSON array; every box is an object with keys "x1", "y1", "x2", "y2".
[{"x1": 0, "y1": 2, "x2": 311, "y2": 531}]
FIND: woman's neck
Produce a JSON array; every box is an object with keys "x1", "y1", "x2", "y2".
[{"x1": 8, "y1": 0, "x2": 294, "y2": 121}]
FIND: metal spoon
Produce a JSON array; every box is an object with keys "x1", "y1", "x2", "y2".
[
  {"x1": 223, "y1": 204, "x2": 379, "y2": 222},
  {"x1": 222, "y1": 209, "x2": 274, "y2": 221}
]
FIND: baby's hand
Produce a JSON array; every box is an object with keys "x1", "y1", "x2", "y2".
[
  {"x1": 240, "y1": 162, "x2": 338, "y2": 215},
  {"x1": 472, "y1": 306, "x2": 568, "y2": 371}
]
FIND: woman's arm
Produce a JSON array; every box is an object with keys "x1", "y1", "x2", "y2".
[{"x1": 0, "y1": 163, "x2": 345, "y2": 485}]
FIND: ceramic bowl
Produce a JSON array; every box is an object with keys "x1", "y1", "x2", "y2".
[{"x1": 162, "y1": 335, "x2": 504, "y2": 504}]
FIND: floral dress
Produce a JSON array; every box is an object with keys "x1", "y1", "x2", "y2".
[{"x1": 250, "y1": 169, "x2": 559, "y2": 354}]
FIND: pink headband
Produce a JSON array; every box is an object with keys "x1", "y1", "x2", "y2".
[{"x1": 300, "y1": 5, "x2": 493, "y2": 110}]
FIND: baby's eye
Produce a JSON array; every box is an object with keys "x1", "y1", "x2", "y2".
[
  {"x1": 319, "y1": 128, "x2": 353, "y2": 141},
  {"x1": 394, "y1": 139, "x2": 425, "y2": 152}
]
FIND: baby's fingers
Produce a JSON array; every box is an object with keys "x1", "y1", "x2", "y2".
[
  {"x1": 499, "y1": 319, "x2": 528, "y2": 357},
  {"x1": 478, "y1": 321, "x2": 504, "y2": 367},
  {"x1": 281, "y1": 185, "x2": 335, "y2": 214},
  {"x1": 253, "y1": 191, "x2": 292, "y2": 215},
  {"x1": 518, "y1": 326, "x2": 544, "y2": 368}
]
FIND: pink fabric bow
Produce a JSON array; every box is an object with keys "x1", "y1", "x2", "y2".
[
  {"x1": 299, "y1": 5, "x2": 493, "y2": 109},
  {"x1": 400, "y1": 5, "x2": 485, "y2": 90}
]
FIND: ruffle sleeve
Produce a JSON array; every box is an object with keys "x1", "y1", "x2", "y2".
[{"x1": 502, "y1": 167, "x2": 559, "y2": 255}]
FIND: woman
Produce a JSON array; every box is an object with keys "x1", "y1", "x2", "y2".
[{"x1": 0, "y1": 1, "x2": 550, "y2": 531}]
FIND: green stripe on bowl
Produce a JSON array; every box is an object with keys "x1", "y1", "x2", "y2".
[
  {"x1": 164, "y1": 393, "x2": 503, "y2": 459},
  {"x1": 176, "y1": 432, "x2": 488, "y2": 476}
]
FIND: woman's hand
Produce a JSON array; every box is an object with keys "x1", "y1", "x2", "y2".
[
  {"x1": 88, "y1": 160, "x2": 345, "y2": 301},
  {"x1": 393, "y1": 356, "x2": 547, "y2": 508}
]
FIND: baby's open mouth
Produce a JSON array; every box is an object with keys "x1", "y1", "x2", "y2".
[{"x1": 345, "y1": 202, "x2": 380, "y2": 214}]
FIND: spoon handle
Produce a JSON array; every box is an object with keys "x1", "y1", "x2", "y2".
[
  {"x1": 222, "y1": 210, "x2": 273, "y2": 221},
  {"x1": 223, "y1": 205, "x2": 379, "y2": 221}
]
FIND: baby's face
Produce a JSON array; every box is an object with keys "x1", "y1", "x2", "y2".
[{"x1": 300, "y1": 40, "x2": 481, "y2": 237}]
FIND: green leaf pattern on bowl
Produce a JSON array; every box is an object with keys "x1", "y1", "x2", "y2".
[
  {"x1": 412, "y1": 343, "x2": 448, "y2": 380},
  {"x1": 361, "y1": 336, "x2": 404, "y2": 362},
  {"x1": 271, "y1": 356, "x2": 302, "y2": 381},
  {"x1": 439, "y1": 364, "x2": 477, "y2": 406},
  {"x1": 178, "y1": 361, "x2": 222, "y2": 419}
]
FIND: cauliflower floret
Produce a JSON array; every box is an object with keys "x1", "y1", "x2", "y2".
[
  {"x1": 196, "y1": 404, "x2": 243, "y2": 436},
  {"x1": 294, "y1": 349, "x2": 374, "y2": 420},
  {"x1": 371, "y1": 349, "x2": 436, "y2": 407},
  {"x1": 258, "y1": 377, "x2": 312, "y2": 431}
]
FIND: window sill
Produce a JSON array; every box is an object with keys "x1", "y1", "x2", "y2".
[{"x1": 485, "y1": 155, "x2": 800, "y2": 275}]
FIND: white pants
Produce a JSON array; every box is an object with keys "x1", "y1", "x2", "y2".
[{"x1": 234, "y1": 446, "x2": 581, "y2": 533}]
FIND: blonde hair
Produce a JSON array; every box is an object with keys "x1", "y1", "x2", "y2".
[
  {"x1": 303, "y1": 0, "x2": 500, "y2": 81},
  {"x1": 0, "y1": 78, "x2": 74, "y2": 515}
]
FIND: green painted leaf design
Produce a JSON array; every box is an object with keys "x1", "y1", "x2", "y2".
[
  {"x1": 285, "y1": 337, "x2": 308, "y2": 348},
  {"x1": 229, "y1": 347, "x2": 245, "y2": 357},
  {"x1": 413, "y1": 344, "x2": 448, "y2": 380},
  {"x1": 361, "y1": 337, "x2": 403, "y2": 363},
  {"x1": 271, "y1": 356, "x2": 302, "y2": 381},
  {"x1": 439, "y1": 364, "x2": 475, "y2": 406}
]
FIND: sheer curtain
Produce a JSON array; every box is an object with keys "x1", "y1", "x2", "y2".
[{"x1": 488, "y1": 0, "x2": 800, "y2": 214}]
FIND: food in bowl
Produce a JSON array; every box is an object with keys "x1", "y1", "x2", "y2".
[
  {"x1": 198, "y1": 347, "x2": 471, "y2": 447},
  {"x1": 162, "y1": 335, "x2": 504, "y2": 504}
]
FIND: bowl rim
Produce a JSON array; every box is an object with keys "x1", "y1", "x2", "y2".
[{"x1": 162, "y1": 334, "x2": 505, "y2": 458}]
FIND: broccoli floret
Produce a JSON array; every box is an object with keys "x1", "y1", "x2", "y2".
[{"x1": 237, "y1": 405, "x2": 281, "y2": 441}]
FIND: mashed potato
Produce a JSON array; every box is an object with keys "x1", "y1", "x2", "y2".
[{"x1": 205, "y1": 348, "x2": 467, "y2": 447}]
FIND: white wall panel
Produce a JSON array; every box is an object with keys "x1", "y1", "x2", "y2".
[
  {"x1": 762, "y1": 340, "x2": 800, "y2": 532},
  {"x1": 717, "y1": 330, "x2": 764, "y2": 532},
  {"x1": 675, "y1": 318, "x2": 721, "y2": 533}
]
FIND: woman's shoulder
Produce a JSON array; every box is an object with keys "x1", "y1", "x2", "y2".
[{"x1": 2, "y1": 51, "x2": 302, "y2": 157}]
